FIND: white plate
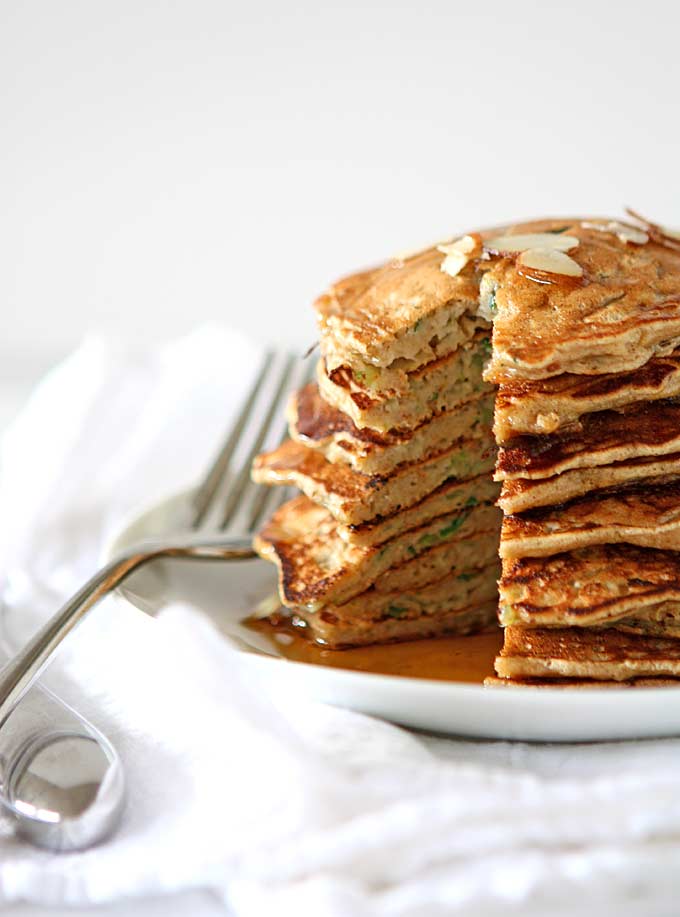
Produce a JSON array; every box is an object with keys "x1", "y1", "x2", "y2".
[{"x1": 107, "y1": 491, "x2": 680, "y2": 743}]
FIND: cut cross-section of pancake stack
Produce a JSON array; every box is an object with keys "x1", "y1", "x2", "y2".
[
  {"x1": 484, "y1": 215, "x2": 680, "y2": 685},
  {"x1": 251, "y1": 210, "x2": 680, "y2": 686},
  {"x1": 252, "y1": 242, "x2": 503, "y2": 647}
]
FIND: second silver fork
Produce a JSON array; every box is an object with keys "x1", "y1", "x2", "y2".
[{"x1": 0, "y1": 349, "x2": 311, "y2": 849}]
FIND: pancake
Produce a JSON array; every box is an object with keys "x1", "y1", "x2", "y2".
[
  {"x1": 327, "y1": 313, "x2": 487, "y2": 397},
  {"x1": 328, "y1": 563, "x2": 498, "y2": 621},
  {"x1": 317, "y1": 333, "x2": 493, "y2": 432},
  {"x1": 482, "y1": 218, "x2": 680, "y2": 384},
  {"x1": 295, "y1": 596, "x2": 498, "y2": 648},
  {"x1": 252, "y1": 434, "x2": 496, "y2": 526},
  {"x1": 494, "y1": 349, "x2": 680, "y2": 441},
  {"x1": 344, "y1": 474, "x2": 500, "y2": 548},
  {"x1": 499, "y1": 544, "x2": 680, "y2": 628},
  {"x1": 254, "y1": 213, "x2": 680, "y2": 657},
  {"x1": 498, "y1": 453, "x2": 680, "y2": 514},
  {"x1": 485, "y1": 675, "x2": 680, "y2": 688},
  {"x1": 314, "y1": 243, "x2": 482, "y2": 375},
  {"x1": 495, "y1": 626, "x2": 680, "y2": 681},
  {"x1": 500, "y1": 478, "x2": 680, "y2": 559},
  {"x1": 289, "y1": 382, "x2": 495, "y2": 476},
  {"x1": 615, "y1": 601, "x2": 680, "y2": 639},
  {"x1": 496, "y1": 399, "x2": 680, "y2": 482},
  {"x1": 254, "y1": 493, "x2": 500, "y2": 609},
  {"x1": 374, "y1": 544, "x2": 499, "y2": 595}
]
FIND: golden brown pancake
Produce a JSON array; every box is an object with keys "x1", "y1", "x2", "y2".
[
  {"x1": 484, "y1": 675, "x2": 680, "y2": 688},
  {"x1": 314, "y1": 244, "x2": 481, "y2": 374},
  {"x1": 252, "y1": 434, "x2": 496, "y2": 526},
  {"x1": 374, "y1": 543, "x2": 499, "y2": 595},
  {"x1": 499, "y1": 544, "x2": 680, "y2": 628},
  {"x1": 500, "y1": 477, "x2": 680, "y2": 559},
  {"x1": 496, "y1": 399, "x2": 680, "y2": 482},
  {"x1": 253, "y1": 213, "x2": 680, "y2": 656},
  {"x1": 494, "y1": 349, "x2": 680, "y2": 441},
  {"x1": 317, "y1": 333, "x2": 493, "y2": 433},
  {"x1": 344, "y1": 473, "x2": 500, "y2": 548},
  {"x1": 254, "y1": 493, "x2": 500, "y2": 609},
  {"x1": 613, "y1": 601, "x2": 680, "y2": 639},
  {"x1": 325, "y1": 314, "x2": 486, "y2": 397},
  {"x1": 289, "y1": 382, "x2": 494, "y2": 476},
  {"x1": 482, "y1": 218, "x2": 680, "y2": 383},
  {"x1": 296, "y1": 596, "x2": 498, "y2": 649},
  {"x1": 495, "y1": 626, "x2": 680, "y2": 681},
  {"x1": 327, "y1": 563, "x2": 498, "y2": 621},
  {"x1": 498, "y1": 453, "x2": 680, "y2": 514}
]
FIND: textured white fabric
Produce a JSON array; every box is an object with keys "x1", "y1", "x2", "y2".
[{"x1": 1, "y1": 328, "x2": 680, "y2": 916}]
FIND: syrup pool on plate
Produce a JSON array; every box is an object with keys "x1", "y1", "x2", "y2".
[{"x1": 245, "y1": 617, "x2": 502, "y2": 683}]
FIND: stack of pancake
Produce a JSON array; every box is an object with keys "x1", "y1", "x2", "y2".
[
  {"x1": 251, "y1": 243, "x2": 503, "y2": 647},
  {"x1": 252, "y1": 211, "x2": 680, "y2": 685},
  {"x1": 483, "y1": 216, "x2": 680, "y2": 684}
]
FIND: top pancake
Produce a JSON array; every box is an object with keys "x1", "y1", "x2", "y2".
[
  {"x1": 314, "y1": 245, "x2": 481, "y2": 373},
  {"x1": 482, "y1": 218, "x2": 680, "y2": 383}
]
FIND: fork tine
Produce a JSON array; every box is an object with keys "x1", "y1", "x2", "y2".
[
  {"x1": 190, "y1": 351, "x2": 275, "y2": 529},
  {"x1": 247, "y1": 476, "x2": 299, "y2": 533},
  {"x1": 242, "y1": 357, "x2": 313, "y2": 531},
  {"x1": 219, "y1": 353, "x2": 297, "y2": 529},
  {"x1": 300, "y1": 353, "x2": 317, "y2": 386},
  {"x1": 247, "y1": 482, "x2": 294, "y2": 534}
]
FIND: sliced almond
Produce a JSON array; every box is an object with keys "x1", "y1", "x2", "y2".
[
  {"x1": 437, "y1": 233, "x2": 481, "y2": 257},
  {"x1": 625, "y1": 209, "x2": 680, "y2": 251},
  {"x1": 661, "y1": 225, "x2": 680, "y2": 241},
  {"x1": 615, "y1": 226, "x2": 649, "y2": 245},
  {"x1": 517, "y1": 248, "x2": 583, "y2": 277},
  {"x1": 484, "y1": 232, "x2": 579, "y2": 255},
  {"x1": 581, "y1": 220, "x2": 648, "y2": 245},
  {"x1": 438, "y1": 233, "x2": 482, "y2": 277},
  {"x1": 439, "y1": 249, "x2": 469, "y2": 277}
]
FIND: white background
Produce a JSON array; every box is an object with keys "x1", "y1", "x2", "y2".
[{"x1": 2, "y1": 0, "x2": 680, "y2": 411}]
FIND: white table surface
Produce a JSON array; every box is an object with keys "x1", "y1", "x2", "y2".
[{"x1": 0, "y1": 379, "x2": 226, "y2": 916}]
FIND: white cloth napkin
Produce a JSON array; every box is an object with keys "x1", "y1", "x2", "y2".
[{"x1": 1, "y1": 326, "x2": 680, "y2": 917}]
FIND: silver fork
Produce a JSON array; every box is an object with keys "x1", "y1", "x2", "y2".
[{"x1": 0, "y1": 349, "x2": 312, "y2": 851}]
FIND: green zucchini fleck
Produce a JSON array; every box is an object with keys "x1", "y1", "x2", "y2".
[
  {"x1": 480, "y1": 403, "x2": 494, "y2": 426},
  {"x1": 355, "y1": 365, "x2": 379, "y2": 388},
  {"x1": 386, "y1": 604, "x2": 409, "y2": 618},
  {"x1": 417, "y1": 532, "x2": 439, "y2": 548},
  {"x1": 437, "y1": 509, "x2": 471, "y2": 539}
]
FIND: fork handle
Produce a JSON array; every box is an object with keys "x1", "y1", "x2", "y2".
[{"x1": 0, "y1": 536, "x2": 255, "y2": 729}]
